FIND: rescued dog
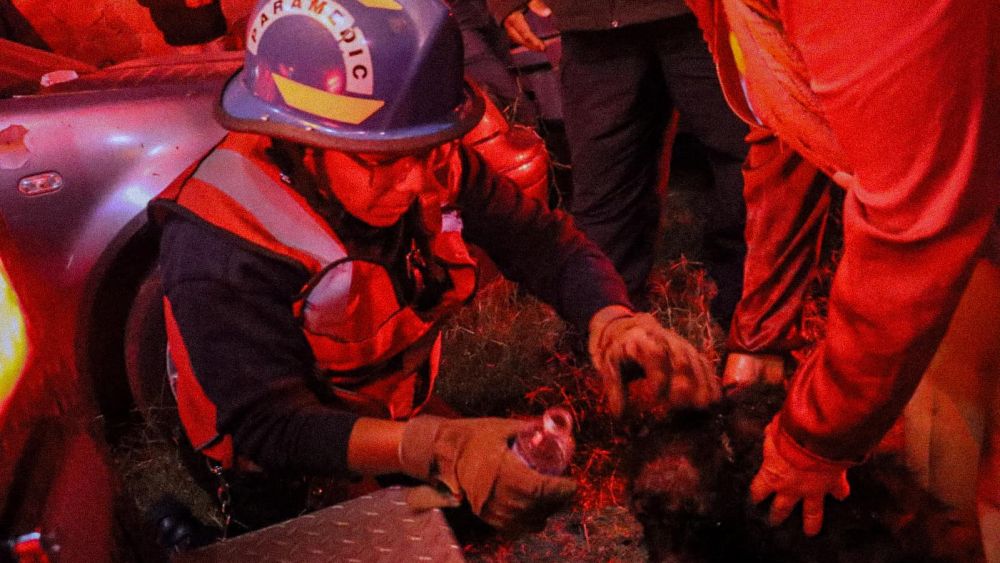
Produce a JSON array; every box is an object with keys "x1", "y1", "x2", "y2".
[{"x1": 628, "y1": 383, "x2": 983, "y2": 563}]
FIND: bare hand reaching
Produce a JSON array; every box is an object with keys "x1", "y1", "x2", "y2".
[{"x1": 501, "y1": 0, "x2": 552, "y2": 52}]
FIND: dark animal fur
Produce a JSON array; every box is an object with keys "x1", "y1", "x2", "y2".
[{"x1": 627, "y1": 383, "x2": 983, "y2": 563}]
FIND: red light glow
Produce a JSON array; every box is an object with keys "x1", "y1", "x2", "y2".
[{"x1": 0, "y1": 257, "x2": 28, "y2": 413}]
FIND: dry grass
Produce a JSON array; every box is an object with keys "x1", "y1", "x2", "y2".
[
  {"x1": 435, "y1": 278, "x2": 575, "y2": 418},
  {"x1": 110, "y1": 413, "x2": 222, "y2": 528}
]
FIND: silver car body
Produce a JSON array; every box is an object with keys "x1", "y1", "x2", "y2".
[
  {"x1": 1, "y1": 42, "x2": 238, "y2": 404},
  {"x1": 0, "y1": 39, "x2": 239, "y2": 559}
]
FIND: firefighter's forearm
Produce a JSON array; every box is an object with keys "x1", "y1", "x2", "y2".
[
  {"x1": 346, "y1": 418, "x2": 406, "y2": 475},
  {"x1": 774, "y1": 0, "x2": 1000, "y2": 462}
]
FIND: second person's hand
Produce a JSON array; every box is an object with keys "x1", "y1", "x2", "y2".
[{"x1": 501, "y1": 0, "x2": 552, "y2": 52}]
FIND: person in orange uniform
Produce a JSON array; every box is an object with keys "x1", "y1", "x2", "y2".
[
  {"x1": 684, "y1": 0, "x2": 1000, "y2": 552},
  {"x1": 150, "y1": 0, "x2": 720, "y2": 532}
]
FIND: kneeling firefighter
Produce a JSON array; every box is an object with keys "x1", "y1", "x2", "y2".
[{"x1": 150, "y1": 0, "x2": 719, "y2": 533}]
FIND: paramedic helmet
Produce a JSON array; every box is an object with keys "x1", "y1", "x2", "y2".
[{"x1": 217, "y1": 0, "x2": 485, "y2": 153}]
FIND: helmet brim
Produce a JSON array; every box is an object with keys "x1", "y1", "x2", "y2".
[{"x1": 216, "y1": 67, "x2": 486, "y2": 154}]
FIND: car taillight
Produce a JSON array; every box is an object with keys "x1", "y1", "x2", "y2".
[{"x1": 0, "y1": 257, "x2": 28, "y2": 411}]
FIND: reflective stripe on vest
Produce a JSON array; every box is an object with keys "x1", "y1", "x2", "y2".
[
  {"x1": 164, "y1": 296, "x2": 235, "y2": 466},
  {"x1": 194, "y1": 146, "x2": 349, "y2": 267}
]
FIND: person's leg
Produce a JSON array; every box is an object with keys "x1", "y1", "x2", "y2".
[
  {"x1": 978, "y1": 344, "x2": 1000, "y2": 563},
  {"x1": 903, "y1": 258, "x2": 1000, "y2": 561},
  {"x1": 560, "y1": 28, "x2": 670, "y2": 306},
  {"x1": 723, "y1": 127, "x2": 834, "y2": 384},
  {"x1": 973, "y1": 257, "x2": 1000, "y2": 562},
  {"x1": 981, "y1": 222, "x2": 1000, "y2": 563},
  {"x1": 980, "y1": 409, "x2": 1000, "y2": 563},
  {"x1": 653, "y1": 14, "x2": 750, "y2": 326}
]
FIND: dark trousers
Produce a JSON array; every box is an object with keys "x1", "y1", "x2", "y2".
[{"x1": 560, "y1": 14, "x2": 748, "y2": 322}]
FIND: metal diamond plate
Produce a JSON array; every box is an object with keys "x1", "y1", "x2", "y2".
[{"x1": 175, "y1": 486, "x2": 465, "y2": 563}]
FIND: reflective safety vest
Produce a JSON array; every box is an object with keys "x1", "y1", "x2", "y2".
[{"x1": 153, "y1": 133, "x2": 478, "y2": 467}]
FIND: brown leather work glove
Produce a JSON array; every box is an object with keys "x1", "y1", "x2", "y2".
[
  {"x1": 398, "y1": 416, "x2": 577, "y2": 531},
  {"x1": 588, "y1": 306, "x2": 720, "y2": 419}
]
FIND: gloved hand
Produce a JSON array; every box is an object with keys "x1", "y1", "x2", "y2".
[
  {"x1": 398, "y1": 416, "x2": 576, "y2": 531},
  {"x1": 722, "y1": 352, "x2": 786, "y2": 394},
  {"x1": 750, "y1": 419, "x2": 854, "y2": 536},
  {"x1": 588, "y1": 306, "x2": 720, "y2": 418}
]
